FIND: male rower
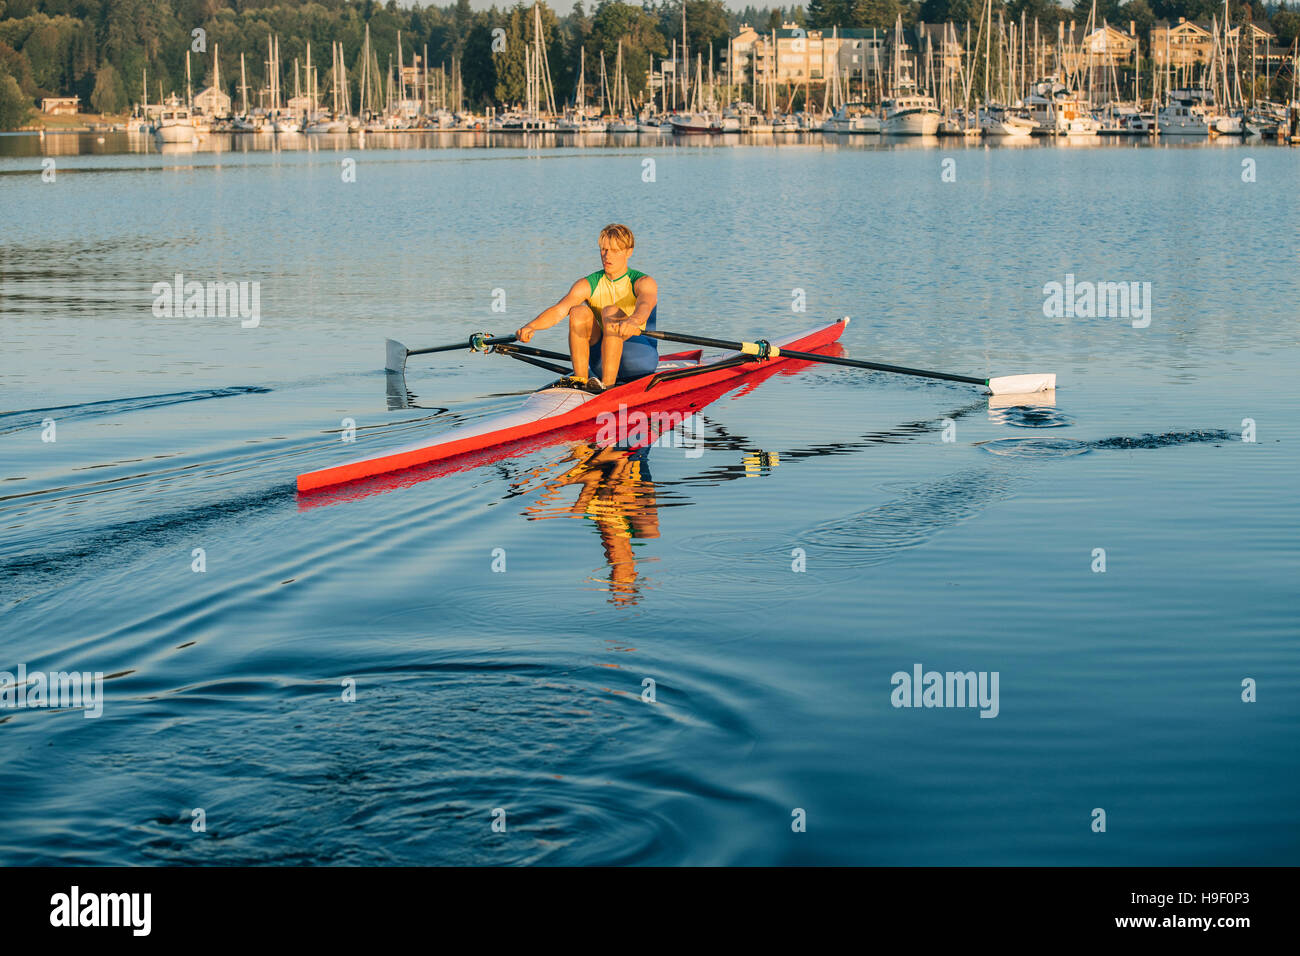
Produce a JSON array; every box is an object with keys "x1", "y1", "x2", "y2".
[{"x1": 515, "y1": 224, "x2": 659, "y2": 393}]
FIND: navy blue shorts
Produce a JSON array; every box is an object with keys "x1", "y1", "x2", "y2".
[{"x1": 589, "y1": 335, "x2": 659, "y2": 382}]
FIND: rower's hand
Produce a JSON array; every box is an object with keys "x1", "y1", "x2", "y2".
[{"x1": 516, "y1": 326, "x2": 535, "y2": 344}]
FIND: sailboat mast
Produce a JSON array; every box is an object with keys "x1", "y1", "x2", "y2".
[
  {"x1": 577, "y1": 47, "x2": 585, "y2": 112},
  {"x1": 599, "y1": 51, "x2": 608, "y2": 113},
  {"x1": 681, "y1": 4, "x2": 689, "y2": 108},
  {"x1": 360, "y1": 25, "x2": 370, "y2": 117},
  {"x1": 615, "y1": 41, "x2": 624, "y2": 116}
]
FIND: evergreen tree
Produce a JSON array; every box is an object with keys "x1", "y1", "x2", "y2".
[
  {"x1": 90, "y1": 62, "x2": 125, "y2": 114},
  {"x1": 806, "y1": 0, "x2": 854, "y2": 28},
  {"x1": 0, "y1": 67, "x2": 30, "y2": 129},
  {"x1": 852, "y1": 0, "x2": 902, "y2": 28}
]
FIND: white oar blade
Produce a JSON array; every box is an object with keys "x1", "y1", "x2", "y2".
[
  {"x1": 988, "y1": 373, "x2": 1056, "y2": 395},
  {"x1": 385, "y1": 338, "x2": 408, "y2": 373}
]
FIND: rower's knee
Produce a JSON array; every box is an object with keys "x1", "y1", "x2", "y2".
[{"x1": 569, "y1": 303, "x2": 594, "y2": 329}]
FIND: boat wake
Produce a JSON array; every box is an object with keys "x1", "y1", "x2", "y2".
[
  {"x1": 678, "y1": 426, "x2": 1240, "y2": 574},
  {"x1": 981, "y1": 428, "x2": 1238, "y2": 458},
  {"x1": 0, "y1": 386, "x2": 272, "y2": 436},
  {"x1": 1090, "y1": 429, "x2": 1238, "y2": 450},
  {"x1": 0, "y1": 484, "x2": 293, "y2": 610},
  {"x1": 799, "y1": 468, "x2": 1020, "y2": 566}
]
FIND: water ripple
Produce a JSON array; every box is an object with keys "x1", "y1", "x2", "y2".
[
  {"x1": 981, "y1": 428, "x2": 1239, "y2": 459},
  {"x1": 979, "y1": 438, "x2": 1091, "y2": 459},
  {"x1": 988, "y1": 404, "x2": 1075, "y2": 428}
]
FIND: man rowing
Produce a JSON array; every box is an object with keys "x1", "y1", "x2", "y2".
[{"x1": 515, "y1": 224, "x2": 659, "y2": 393}]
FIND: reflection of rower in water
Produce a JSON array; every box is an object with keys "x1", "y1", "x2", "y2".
[{"x1": 525, "y1": 443, "x2": 661, "y2": 606}]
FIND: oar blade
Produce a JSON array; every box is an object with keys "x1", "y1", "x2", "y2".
[
  {"x1": 987, "y1": 373, "x2": 1056, "y2": 395},
  {"x1": 385, "y1": 338, "x2": 409, "y2": 373}
]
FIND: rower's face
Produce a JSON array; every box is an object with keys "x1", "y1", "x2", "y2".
[{"x1": 599, "y1": 240, "x2": 632, "y2": 276}]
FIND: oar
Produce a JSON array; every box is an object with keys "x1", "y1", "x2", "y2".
[
  {"x1": 385, "y1": 333, "x2": 519, "y2": 373},
  {"x1": 642, "y1": 327, "x2": 1055, "y2": 396}
]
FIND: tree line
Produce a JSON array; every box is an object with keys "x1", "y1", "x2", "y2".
[{"x1": 0, "y1": 0, "x2": 1297, "y2": 128}]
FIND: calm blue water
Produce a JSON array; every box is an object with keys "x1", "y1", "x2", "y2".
[{"x1": 2, "y1": 132, "x2": 1297, "y2": 865}]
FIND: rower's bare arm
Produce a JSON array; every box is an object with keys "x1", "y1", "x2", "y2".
[
  {"x1": 622, "y1": 276, "x2": 658, "y2": 335},
  {"x1": 517, "y1": 279, "x2": 590, "y2": 343}
]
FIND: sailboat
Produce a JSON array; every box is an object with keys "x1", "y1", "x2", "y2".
[
  {"x1": 670, "y1": 55, "x2": 722, "y2": 132},
  {"x1": 305, "y1": 42, "x2": 349, "y2": 132},
  {"x1": 557, "y1": 48, "x2": 607, "y2": 131},
  {"x1": 357, "y1": 24, "x2": 388, "y2": 130},
  {"x1": 822, "y1": 101, "x2": 880, "y2": 134},
  {"x1": 268, "y1": 36, "x2": 299, "y2": 133},
  {"x1": 880, "y1": 17, "x2": 941, "y2": 135},
  {"x1": 496, "y1": 3, "x2": 557, "y2": 130},
  {"x1": 230, "y1": 53, "x2": 259, "y2": 131},
  {"x1": 1203, "y1": 6, "x2": 1244, "y2": 135},
  {"x1": 607, "y1": 43, "x2": 638, "y2": 132}
]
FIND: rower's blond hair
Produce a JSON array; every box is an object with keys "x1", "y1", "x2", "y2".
[{"x1": 599, "y1": 223, "x2": 635, "y2": 250}]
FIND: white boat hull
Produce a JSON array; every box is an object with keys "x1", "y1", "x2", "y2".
[
  {"x1": 824, "y1": 117, "x2": 881, "y2": 134},
  {"x1": 980, "y1": 117, "x2": 1034, "y2": 138},
  {"x1": 1157, "y1": 120, "x2": 1209, "y2": 136},
  {"x1": 154, "y1": 123, "x2": 195, "y2": 142},
  {"x1": 1059, "y1": 119, "x2": 1100, "y2": 136},
  {"x1": 883, "y1": 111, "x2": 940, "y2": 135}
]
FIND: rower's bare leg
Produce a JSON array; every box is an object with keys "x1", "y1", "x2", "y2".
[
  {"x1": 598, "y1": 306, "x2": 632, "y2": 386},
  {"x1": 567, "y1": 302, "x2": 600, "y2": 380}
]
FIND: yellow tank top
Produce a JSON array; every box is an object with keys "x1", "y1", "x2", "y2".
[{"x1": 584, "y1": 269, "x2": 656, "y2": 334}]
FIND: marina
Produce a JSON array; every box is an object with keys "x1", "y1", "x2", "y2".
[{"x1": 12, "y1": 2, "x2": 1298, "y2": 147}]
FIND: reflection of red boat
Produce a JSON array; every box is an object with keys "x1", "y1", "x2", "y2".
[{"x1": 296, "y1": 319, "x2": 848, "y2": 504}]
